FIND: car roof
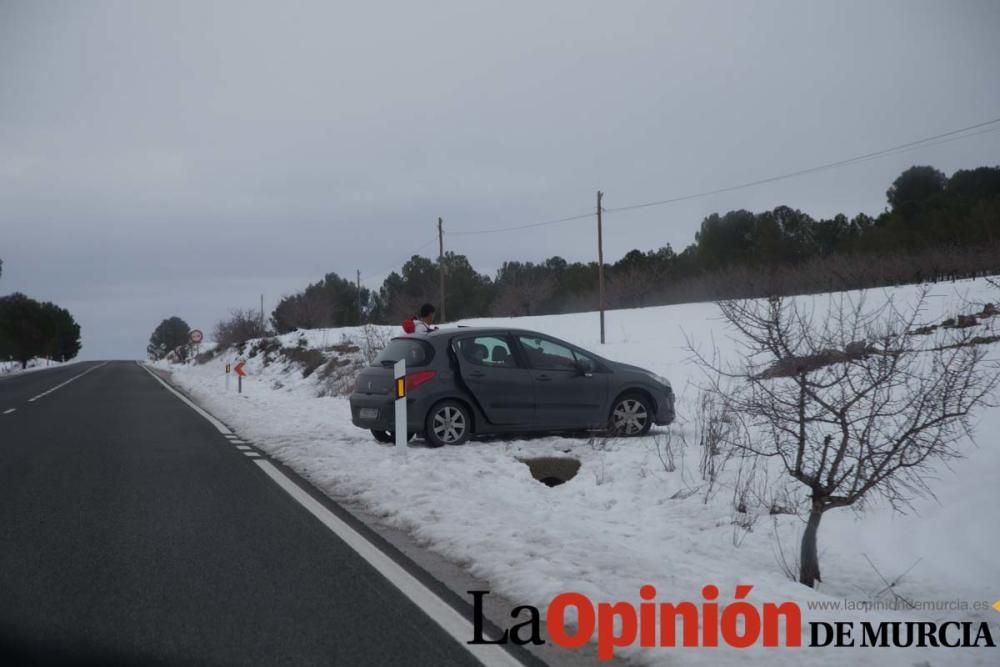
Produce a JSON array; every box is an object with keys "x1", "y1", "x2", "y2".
[
  {"x1": 390, "y1": 326, "x2": 548, "y2": 343},
  {"x1": 412, "y1": 326, "x2": 541, "y2": 338}
]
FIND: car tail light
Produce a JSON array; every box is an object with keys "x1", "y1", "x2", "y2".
[{"x1": 406, "y1": 370, "x2": 437, "y2": 391}]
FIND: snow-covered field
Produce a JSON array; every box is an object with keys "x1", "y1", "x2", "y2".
[
  {"x1": 156, "y1": 279, "x2": 1000, "y2": 666},
  {"x1": 0, "y1": 357, "x2": 65, "y2": 376}
]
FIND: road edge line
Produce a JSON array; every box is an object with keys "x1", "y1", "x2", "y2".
[
  {"x1": 137, "y1": 361, "x2": 530, "y2": 667},
  {"x1": 138, "y1": 363, "x2": 233, "y2": 435},
  {"x1": 253, "y1": 458, "x2": 526, "y2": 667}
]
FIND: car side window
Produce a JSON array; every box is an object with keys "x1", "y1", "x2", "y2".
[
  {"x1": 516, "y1": 336, "x2": 580, "y2": 371},
  {"x1": 456, "y1": 336, "x2": 519, "y2": 369}
]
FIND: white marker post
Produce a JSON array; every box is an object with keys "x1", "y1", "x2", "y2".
[
  {"x1": 225, "y1": 362, "x2": 231, "y2": 392},
  {"x1": 393, "y1": 358, "x2": 407, "y2": 450}
]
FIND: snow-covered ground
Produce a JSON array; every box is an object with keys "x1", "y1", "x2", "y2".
[
  {"x1": 156, "y1": 279, "x2": 1000, "y2": 666},
  {"x1": 0, "y1": 357, "x2": 66, "y2": 376}
]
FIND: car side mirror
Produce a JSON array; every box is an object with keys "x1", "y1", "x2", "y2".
[{"x1": 574, "y1": 358, "x2": 595, "y2": 376}]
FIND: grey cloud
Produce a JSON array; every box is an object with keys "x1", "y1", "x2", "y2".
[{"x1": 1, "y1": 0, "x2": 998, "y2": 359}]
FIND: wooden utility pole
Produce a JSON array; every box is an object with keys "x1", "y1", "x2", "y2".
[
  {"x1": 260, "y1": 293, "x2": 264, "y2": 330},
  {"x1": 356, "y1": 269, "x2": 363, "y2": 323},
  {"x1": 597, "y1": 191, "x2": 605, "y2": 344},
  {"x1": 438, "y1": 217, "x2": 446, "y2": 322}
]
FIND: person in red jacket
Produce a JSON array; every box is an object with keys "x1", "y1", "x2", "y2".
[{"x1": 402, "y1": 303, "x2": 438, "y2": 334}]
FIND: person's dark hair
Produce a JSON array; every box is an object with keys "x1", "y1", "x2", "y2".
[{"x1": 419, "y1": 303, "x2": 436, "y2": 318}]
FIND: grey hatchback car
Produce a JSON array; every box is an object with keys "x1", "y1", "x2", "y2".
[{"x1": 349, "y1": 327, "x2": 674, "y2": 447}]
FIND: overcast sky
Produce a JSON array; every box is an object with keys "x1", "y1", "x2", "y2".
[{"x1": 2, "y1": 0, "x2": 999, "y2": 360}]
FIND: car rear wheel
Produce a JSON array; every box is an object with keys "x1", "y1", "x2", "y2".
[
  {"x1": 425, "y1": 401, "x2": 471, "y2": 447},
  {"x1": 609, "y1": 393, "x2": 653, "y2": 437}
]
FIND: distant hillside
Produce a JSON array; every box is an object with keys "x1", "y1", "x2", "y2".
[{"x1": 269, "y1": 164, "x2": 1000, "y2": 332}]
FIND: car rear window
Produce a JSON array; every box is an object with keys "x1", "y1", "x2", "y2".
[{"x1": 373, "y1": 338, "x2": 433, "y2": 367}]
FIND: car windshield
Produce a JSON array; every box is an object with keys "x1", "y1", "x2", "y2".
[{"x1": 373, "y1": 339, "x2": 431, "y2": 367}]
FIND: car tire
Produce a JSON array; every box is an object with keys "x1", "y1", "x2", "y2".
[
  {"x1": 371, "y1": 429, "x2": 394, "y2": 443},
  {"x1": 425, "y1": 400, "x2": 472, "y2": 447},
  {"x1": 609, "y1": 393, "x2": 653, "y2": 437}
]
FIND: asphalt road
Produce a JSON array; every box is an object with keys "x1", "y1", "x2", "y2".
[{"x1": 0, "y1": 361, "x2": 497, "y2": 666}]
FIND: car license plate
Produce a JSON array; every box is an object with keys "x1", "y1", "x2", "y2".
[{"x1": 359, "y1": 408, "x2": 379, "y2": 420}]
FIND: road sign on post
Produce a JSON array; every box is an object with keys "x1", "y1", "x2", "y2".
[
  {"x1": 190, "y1": 329, "x2": 204, "y2": 345},
  {"x1": 234, "y1": 359, "x2": 247, "y2": 393},
  {"x1": 393, "y1": 359, "x2": 407, "y2": 449}
]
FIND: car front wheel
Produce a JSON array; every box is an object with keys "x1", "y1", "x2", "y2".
[
  {"x1": 609, "y1": 394, "x2": 653, "y2": 437},
  {"x1": 425, "y1": 401, "x2": 471, "y2": 447}
]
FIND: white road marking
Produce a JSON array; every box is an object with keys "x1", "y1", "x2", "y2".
[
  {"x1": 147, "y1": 362, "x2": 523, "y2": 667},
  {"x1": 139, "y1": 364, "x2": 232, "y2": 435},
  {"x1": 230, "y1": 439, "x2": 245, "y2": 444},
  {"x1": 236, "y1": 445, "x2": 253, "y2": 451},
  {"x1": 27, "y1": 362, "x2": 109, "y2": 402},
  {"x1": 243, "y1": 452, "x2": 261, "y2": 458},
  {"x1": 0, "y1": 361, "x2": 83, "y2": 383},
  {"x1": 3, "y1": 408, "x2": 15, "y2": 415},
  {"x1": 254, "y1": 460, "x2": 525, "y2": 667}
]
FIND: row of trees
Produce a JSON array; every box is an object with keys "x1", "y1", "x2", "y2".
[
  {"x1": 0, "y1": 258, "x2": 83, "y2": 368},
  {"x1": 0, "y1": 292, "x2": 82, "y2": 368},
  {"x1": 265, "y1": 164, "x2": 999, "y2": 332}
]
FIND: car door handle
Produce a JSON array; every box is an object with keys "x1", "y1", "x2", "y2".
[
  {"x1": 536, "y1": 374, "x2": 551, "y2": 381},
  {"x1": 468, "y1": 370, "x2": 485, "y2": 378}
]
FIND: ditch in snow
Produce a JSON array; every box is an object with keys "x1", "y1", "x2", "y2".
[{"x1": 519, "y1": 457, "x2": 581, "y2": 487}]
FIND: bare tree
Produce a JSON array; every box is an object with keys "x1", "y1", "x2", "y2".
[
  {"x1": 213, "y1": 308, "x2": 269, "y2": 348},
  {"x1": 692, "y1": 288, "x2": 998, "y2": 587}
]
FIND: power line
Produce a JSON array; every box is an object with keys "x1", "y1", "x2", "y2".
[
  {"x1": 449, "y1": 210, "x2": 594, "y2": 237},
  {"x1": 604, "y1": 115, "x2": 1000, "y2": 214},
  {"x1": 436, "y1": 114, "x2": 1000, "y2": 238},
  {"x1": 885, "y1": 123, "x2": 1000, "y2": 154}
]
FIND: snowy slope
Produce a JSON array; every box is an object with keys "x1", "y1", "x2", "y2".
[{"x1": 156, "y1": 278, "x2": 1000, "y2": 666}]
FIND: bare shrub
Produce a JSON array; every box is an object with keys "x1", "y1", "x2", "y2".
[
  {"x1": 213, "y1": 309, "x2": 268, "y2": 349},
  {"x1": 692, "y1": 390, "x2": 736, "y2": 501},
  {"x1": 653, "y1": 431, "x2": 676, "y2": 472},
  {"x1": 771, "y1": 517, "x2": 801, "y2": 582},
  {"x1": 317, "y1": 355, "x2": 365, "y2": 397},
  {"x1": 280, "y1": 346, "x2": 325, "y2": 378},
  {"x1": 359, "y1": 324, "x2": 390, "y2": 365},
  {"x1": 591, "y1": 455, "x2": 609, "y2": 486},
  {"x1": 312, "y1": 330, "x2": 380, "y2": 397}
]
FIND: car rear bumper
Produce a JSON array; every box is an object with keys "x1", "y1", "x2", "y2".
[{"x1": 349, "y1": 393, "x2": 427, "y2": 432}]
